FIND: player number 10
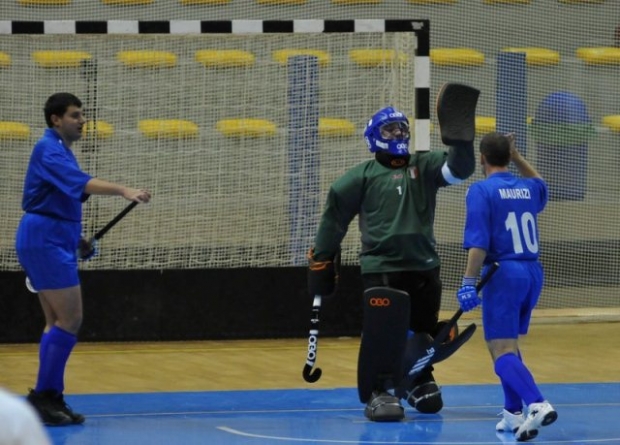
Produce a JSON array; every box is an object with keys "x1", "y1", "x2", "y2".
[{"x1": 505, "y1": 211, "x2": 538, "y2": 254}]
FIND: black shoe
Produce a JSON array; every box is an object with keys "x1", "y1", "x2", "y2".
[
  {"x1": 364, "y1": 391, "x2": 405, "y2": 422},
  {"x1": 405, "y1": 369, "x2": 443, "y2": 414},
  {"x1": 27, "y1": 389, "x2": 85, "y2": 426},
  {"x1": 54, "y1": 392, "x2": 85, "y2": 425}
]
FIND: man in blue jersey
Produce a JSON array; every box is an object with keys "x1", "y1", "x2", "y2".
[
  {"x1": 308, "y1": 105, "x2": 476, "y2": 420},
  {"x1": 15, "y1": 92, "x2": 152, "y2": 426},
  {"x1": 457, "y1": 132, "x2": 557, "y2": 441}
]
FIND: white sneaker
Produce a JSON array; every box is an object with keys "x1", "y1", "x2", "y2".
[
  {"x1": 515, "y1": 401, "x2": 558, "y2": 442},
  {"x1": 496, "y1": 409, "x2": 525, "y2": 432}
]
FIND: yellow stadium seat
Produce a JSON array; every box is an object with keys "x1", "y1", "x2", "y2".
[
  {"x1": 332, "y1": 0, "x2": 383, "y2": 4},
  {"x1": 349, "y1": 49, "x2": 408, "y2": 67},
  {"x1": 117, "y1": 51, "x2": 177, "y2": 68},
  {"x1": 502, "y1": 48, "x2": 560, "y2": 66},
  {"x1": 195, "y1": 50, "x2": 255, "y2": 68},
  {"x1": 474, "y1": 117, "x2": 533, "y2": 135},
  {"x1": 476, "y1": 117, "x2": 496, "y2": 135},
  {"x1": 101, "y1": 0, "x2": 153, "y2": 4},
  {"x1": 19, "y1": 0, "x2": 70, "y2": 4},
  {"x1": 483, "y1": 0, "x2": 531, "y2": 3},
  {"x1": 0, "y1": 122, "x2": 30, "y2": 140},
  {"x1": 256, "y1": 0, "x2": 306, "y2": 4},
  {"x1": 32, "y1": 51, "x2": 91, "y2": 68},
  {"x1": 139, "y1": 120, "x2": 198, "y2": 139},
  {"x1": 272, "y1": 49, "x2": 330, "y2": 67},
  {"x1": 83, "y1": 121, "x2": 114, "y2": 140},
  {"x1": 602, "y1": 116, "x2": 620, "y2": 133},
  {"x1": 319, "y1": 118, "x2": 355, "y2": 137},
  {"x1": 216, "y1": 119, "x2": 277, "y2": 138},
  {"x1": 430, "y1": 48, "x2": 485, "y2": 66},
  {"x1": 180, "y1": 0, "x2": 230, "y2": 3},
  {"x1": 576, "y1": 47, "x2": 620, "y2": 65},
  {"x1": 0, "y1": 52, "x2": 11, "y2": 68},
  {"x1": 407, "y1": 0, "x2": 457, "y2": 3}
]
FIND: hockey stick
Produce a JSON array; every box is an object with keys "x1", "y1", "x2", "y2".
[
  {"x1": 91, "y1": 201, "x2": 138, "y2": 242},
  {"x1": 395, "y1": 262, "x2": 499, "y2": 397},
  {"x1": 302, "y1": 294, "x2": 323, "y2": 383},
  {"x1": 432, "y1": 261, "x2": 500, "y2": 345},
  {"x1": 25, "y1": 201, "x2": 140, "y2": 293}
]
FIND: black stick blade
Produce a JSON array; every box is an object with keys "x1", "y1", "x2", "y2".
[{"x1": 302, "y1": 364, "x2": 322, "y2": 383}]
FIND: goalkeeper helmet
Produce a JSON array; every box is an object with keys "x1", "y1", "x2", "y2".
[{"x1": 364, "y1": 106, "x2": 411, "y2": 156}]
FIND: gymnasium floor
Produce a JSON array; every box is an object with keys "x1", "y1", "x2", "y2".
[
  {"x1": 2, "y1": 322, "x2": 619, "y2": 444},
  {"x1": 43, "y1": 383, "x2": 620, "y2": 445}
]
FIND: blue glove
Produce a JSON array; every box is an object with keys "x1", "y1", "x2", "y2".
[
  {"x1": 78, "y1": 237, "x2": 98, "y2": 261},
  {"x1": 456, "y1": 277, "x2": 481, "y2": 312}
]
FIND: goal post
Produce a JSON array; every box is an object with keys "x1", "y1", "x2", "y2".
[{"x1": 0, "y1": 19, "x2": 430, "y2": 270}]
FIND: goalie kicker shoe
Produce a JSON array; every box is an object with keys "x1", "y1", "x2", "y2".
[
  {"x1": 405, "y1": 368, "x2": 443, "y2": 414},
  {"x1": 364, "y1": 391, "x2": 405, "y2": 422},
  {"x1": 496, "y1": 409, "x2": 525, "y2": 433},
  {"x1": 27, "y1": 389, "x2": 85, "y2": 426},
  {"x1": 515, "y1": 401, "x2": 557, "y2": 442}
]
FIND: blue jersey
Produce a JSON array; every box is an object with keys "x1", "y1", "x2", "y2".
[
  {"x1": 463, "y1": 172, "x2": 548, "y2": 263},
  {"x1": 22, "y1": 128, "x2": 92, "y2": 222}
]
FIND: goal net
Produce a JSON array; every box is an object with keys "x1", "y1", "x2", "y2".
[
  {"x1": 1, "y1": 1, "x2": 618, "y2": 319},
  {"x1": 0, "y1": 21, "x2": 425, "y2": 270}
]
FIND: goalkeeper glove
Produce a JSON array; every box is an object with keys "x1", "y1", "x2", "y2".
[{"x1": 307, "y1": 248, "x2": 340, "y2": 298}]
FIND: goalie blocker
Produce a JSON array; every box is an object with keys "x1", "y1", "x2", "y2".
[{"x1": 436, "y1": 82, "x2": 481, "y2": 146}]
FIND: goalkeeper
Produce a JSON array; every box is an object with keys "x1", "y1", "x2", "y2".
[{"x1": 307, "y1": 95, "x2": 476, "y2": 421}]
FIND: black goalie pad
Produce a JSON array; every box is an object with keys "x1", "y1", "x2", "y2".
[
  {"x1": 357, "y1": 287, "x2": 410, "y2": 403},
  {"x1": 436, "y1": 82, "x2": 480, "y2": 146},
  {"x1": 395, "y1": 323, "x2": 477, "y2": 399}
]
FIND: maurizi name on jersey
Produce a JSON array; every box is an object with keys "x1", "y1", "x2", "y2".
[{"x1": 498, "y1": 188, "x2": 531, "y2": 200}]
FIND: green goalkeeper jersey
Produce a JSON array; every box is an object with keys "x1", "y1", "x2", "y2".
[{"x1": 313, "y1": 150, "x2": 455, "y2": 274}]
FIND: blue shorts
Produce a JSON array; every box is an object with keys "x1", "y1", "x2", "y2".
[
  {"x1": 15, "y1": 213, "x2": 81, "y2": 291},
  {"x1": 481, "y1": 261, "x2": 543, "y2": 341}
]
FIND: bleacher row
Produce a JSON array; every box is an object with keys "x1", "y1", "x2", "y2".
[
  {"x1": 1, "y1": 46, "x2": 619, "y2": 140},
  {"x1": 13, "y1": 0, "x2": 610, "y2": 5},
  {"x1": 2, "y1": 115, "x2": 620, "y2": 142},
  {"x1": 3, "y1": 46, "x2": 620, "y2": 70}
]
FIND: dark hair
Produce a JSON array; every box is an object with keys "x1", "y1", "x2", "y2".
[
  {"x1": 44, "y1": 93, "x2": 82, "y2": 128},
  {"x1": 479, "y1": 132, "x2": 510, "y2": 167}
]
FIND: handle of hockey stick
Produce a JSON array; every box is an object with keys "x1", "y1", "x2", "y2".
[
  {"x1": 435, "y1": 261, "x2": 500, "y2": 343},
  {"x1": 92, "y1": 201, "x2": 138, "y2": 241},
  {"x1": 302, "y1": 294, "x2": 323, "y2": 383}
]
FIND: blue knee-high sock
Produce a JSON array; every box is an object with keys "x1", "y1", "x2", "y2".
[
  {"x1": 498, "y1": 351, "x2": 524, "y2": 413},
  {"x1": 38, "y1": 331, "x2": 50, "y2": 366},
  {"x1": 499, "y1": 379, "x2": 523, "y2": 413},
  {"x1": 35, "y1": 326, "x2": 77, "y2": 395},
  {"x1": 495, "y1": 353, "x2": 544, "y2": 407}
]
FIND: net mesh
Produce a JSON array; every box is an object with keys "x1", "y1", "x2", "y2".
[
  {"x1": 0, "y1": 31, "x2": 417, "y2": 269},
  {"x1": 1, "y1": 1, "x2": 619, "y2": 317}
]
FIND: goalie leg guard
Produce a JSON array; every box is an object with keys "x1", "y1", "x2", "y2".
[{"x1": 357, "y1": 286, "x2": 410, "y2": 404}]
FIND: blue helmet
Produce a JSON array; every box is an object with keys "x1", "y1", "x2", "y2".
[{"x1": 364, "y1": 106, "x2": 411, "y2": 156}]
